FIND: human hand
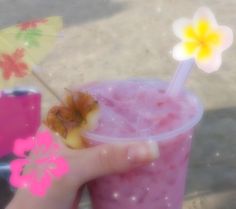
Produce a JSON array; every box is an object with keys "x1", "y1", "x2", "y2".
[{"x1": 6, "y1": 128, "x2": 159, "y2": 209}]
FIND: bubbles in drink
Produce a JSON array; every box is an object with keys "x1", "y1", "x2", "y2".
[{"x1": 85, "y1": 80, "x2": 197, "y2": 139}]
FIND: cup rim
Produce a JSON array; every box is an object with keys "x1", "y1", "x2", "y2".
[{"x1": 83, "y1": 79, "x2": 204, "y2": 143}]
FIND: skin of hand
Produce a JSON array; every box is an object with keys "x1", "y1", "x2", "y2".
[{"x1": 6, "y1": 129, "x2": 159, "y2": 209}]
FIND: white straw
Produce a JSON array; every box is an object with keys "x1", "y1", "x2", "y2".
[{"x1": 167, "y1": 59, "x2": 194, "y2": 96}]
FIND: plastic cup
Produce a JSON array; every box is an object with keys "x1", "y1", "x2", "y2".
[{"x1": 81, "y1": 79, "x2": 203, "y2": 209}]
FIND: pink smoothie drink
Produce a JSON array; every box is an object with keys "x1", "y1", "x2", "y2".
[{"x1": 81, "y1": 79, "x2": 203, "y2": 209}]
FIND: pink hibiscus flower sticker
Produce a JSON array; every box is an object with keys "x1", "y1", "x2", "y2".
[
  {"x1": 9, "y1": 130, "x2": 69, "y2": 197},
  {"x1": 18, "y1": 19, "x2": 48, "y2": 31}
]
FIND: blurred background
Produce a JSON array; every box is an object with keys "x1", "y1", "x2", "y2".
[{"x1": 0, "y1": 0, "x2": 236, "y2": 208}]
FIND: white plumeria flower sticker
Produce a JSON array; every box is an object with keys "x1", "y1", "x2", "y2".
[{"x1": 172, "y1": 7, "x2": 233, "y2": 73}]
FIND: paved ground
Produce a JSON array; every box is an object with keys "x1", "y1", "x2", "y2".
[{"x1": 0, "y1": 0, "x2": 236, "y2": 208}]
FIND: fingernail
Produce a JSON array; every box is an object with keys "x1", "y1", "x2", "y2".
[{"x1": 127, "y1": 141, "x2": 159, "y2": 165}]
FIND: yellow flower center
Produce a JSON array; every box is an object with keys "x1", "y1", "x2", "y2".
[{"x1": 183, "y1": 19, "x2": 222, "y2": 61}]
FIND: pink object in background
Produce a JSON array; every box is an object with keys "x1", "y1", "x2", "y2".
[{"x1": 0, "y1": 90, "x2": 41, "y2": 157}]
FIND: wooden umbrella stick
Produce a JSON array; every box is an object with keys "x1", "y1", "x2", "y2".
[{"x1": 32, "y1": 71, "x2": 62, "y2": 103}]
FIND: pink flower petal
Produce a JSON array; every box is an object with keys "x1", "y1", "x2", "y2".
[
  {"x1": 196, "y1": 52, "x2": 222, "y2": 73},
  {"x1": 193, "y1": 7, "x2": 218, "y2": 28},
  {"x1": 36, "y1": 130, "x2": 59, "y2": 152},
  {"x1": 36, "y1": 131, "x2": 53, "y2": 147},
  {"x1": 173, "y1": 18, "x2": 192, "y2": 39},
  {"x1": 172, "y1": 42, "x2": 194, "y2": 61},
  {"x1": 10, "y1": 159, "x2": 29, "y2": 187},
  {"x1": 217, "y1": 26, "x2": 234, "y2": 51},
  {"x1": 13, "y1": 137, "x2": 35, "y2": 157},
  {"x1": 29, "y1": 172, "x2": 52, "y2": 197},
  {"x1": 48, "y1": 156, "x2": 69, "y2": 178}
]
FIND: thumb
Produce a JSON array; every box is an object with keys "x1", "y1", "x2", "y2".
[{"x1": 68, "y1": 141, "x2": 159, "y2": 185}]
